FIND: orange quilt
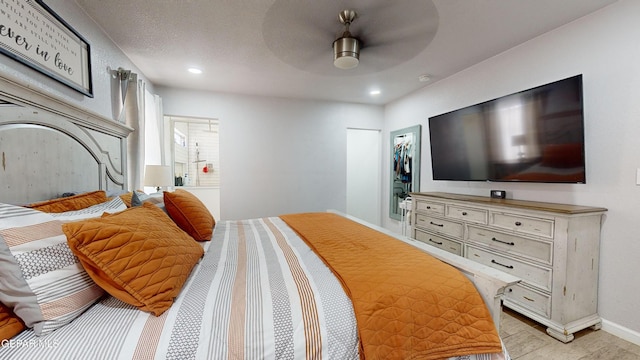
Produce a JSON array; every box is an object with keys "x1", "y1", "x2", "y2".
[{"x1": 280, "y1": 212, "x2": 502, "y2": 360}]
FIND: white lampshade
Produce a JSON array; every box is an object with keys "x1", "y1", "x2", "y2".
[{"x1": 144, "y1": 165, "x2": 172, "y2": 192}]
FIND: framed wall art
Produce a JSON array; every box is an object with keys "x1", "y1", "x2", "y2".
[{"x1": 0, "y1": 0, "x2": 93, "y2": 97}]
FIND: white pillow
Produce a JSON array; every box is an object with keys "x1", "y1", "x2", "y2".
[{"x1": 50, "y1": 196, "x2": 126, "y2": 221}]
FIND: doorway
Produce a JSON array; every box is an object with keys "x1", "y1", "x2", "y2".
[{"x1": 346, "y1": 128, "x2": 381, "y2": 226}]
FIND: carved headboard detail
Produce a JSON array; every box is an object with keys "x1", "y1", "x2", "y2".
[{"x1": 0, "y1": 104, "x2": 132, "y2": 204}]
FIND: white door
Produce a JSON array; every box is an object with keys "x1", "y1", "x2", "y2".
[{"x1": 346, "y1": 128, "x2": 381, "y2": 226}]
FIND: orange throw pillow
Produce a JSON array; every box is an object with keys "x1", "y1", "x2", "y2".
[
  {"x1": 164, "y1": 189, "x2": 215, "y2": 241},
  {"x1": 63, "y1": 202, "x2": 204, "y2": 316},
  {"x1": 27, "y1": 190, "x2": 107, "y2": 213},
  {"x1": 0, "y1": 303, "x2": 25, "y2": 342}
]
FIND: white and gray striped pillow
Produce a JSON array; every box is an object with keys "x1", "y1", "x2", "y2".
[
  {"x1": 0, "y1": 197, "x2": 126, "y2": 335},
  {"x1": 50, "y1": 196, "x2": 127, "y2": 221}
]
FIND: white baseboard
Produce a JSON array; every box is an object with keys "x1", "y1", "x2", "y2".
[{"x1": 602, "y1": 318, "x2": 640, "y2": 346}]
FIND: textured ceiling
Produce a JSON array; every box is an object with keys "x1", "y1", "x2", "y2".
[{"x1": 75, "y1": 0, "x2": 618, "y2": 105}]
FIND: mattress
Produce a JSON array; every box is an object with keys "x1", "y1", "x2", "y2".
[{"x1": 0, "y1": 216, "x2": 510, "y2": 360}]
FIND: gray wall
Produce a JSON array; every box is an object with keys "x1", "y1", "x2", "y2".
[{"x1": 158, "y1": 87, "x2": 384, "y2": 220}]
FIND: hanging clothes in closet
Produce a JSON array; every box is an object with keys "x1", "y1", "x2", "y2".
[{"x1": 394, "y1": 137, "x2": 413, "y2": 184}]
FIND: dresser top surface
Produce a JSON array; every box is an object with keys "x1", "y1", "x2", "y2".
[{"x1": 410, "y1": 192, "x2": 607, "y2": 215}]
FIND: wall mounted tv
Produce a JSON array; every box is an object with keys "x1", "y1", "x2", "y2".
[{"x1": 429, "y1": 75, "x2": 585, "y2": 183}]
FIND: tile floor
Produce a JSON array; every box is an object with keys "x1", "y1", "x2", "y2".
[{"x1": 499, "y1": 308, "x2": 640, "y2": 359}]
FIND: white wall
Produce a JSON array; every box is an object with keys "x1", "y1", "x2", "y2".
[
  {"x1": 384, "y1": 0, "x2": 640, "y2": 341},
  {"x1": 347, "y1": 128, "x2": 382, "y2": 225},
  {"x1": 0, "y1": 0, "x2": 152, "y2": 120},
  {"x1": 158, "y1": 87, "x2": 384, "y2": 220}
]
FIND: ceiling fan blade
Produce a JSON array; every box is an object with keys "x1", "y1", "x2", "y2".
[
  {"x1": 262, "y1": 0, "x2": 438, "y2": 75},
  {"x1": 356, "y1": 1, "x2": 438, "y2": 47}
]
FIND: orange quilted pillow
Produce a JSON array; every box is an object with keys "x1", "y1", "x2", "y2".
[
  {"x1": 27, "y1": 190, "x2": 107, "y2": 213},
  {"x1": 0, "y1": 303, "x2": 25, "y2": 342},
  {"x1": 63, "y1": 202, "x2": 204, "y2": 316},
  {"x1": 164, "y1": 189, "x2": 215, "y2": 241}
]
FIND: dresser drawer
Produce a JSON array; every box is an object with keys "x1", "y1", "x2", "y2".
[
  {"x1": 415, "y1": 199, "x2": 445, "y2": 215},
  {"x1": 467, "y1": 225, "x2": 552, "y2": 265},
  {"x1": 465, "y1": 245, "x2": 552, "y2": 291},
  {"x1": 414, "y1": 229, "x2": 463, "y2": 256},
  {"x1": 490, "y1": 212, "x2": 554, "y2": 239},
  {"x1": 415, "y1": 214, "x2": 463, "y2": 239},
  {"x1": 446, "y1": 205, "x2": 488, "y2": 224},
  {"x1": 504, "y1": 284, "x2": 551, "y2": 318}
]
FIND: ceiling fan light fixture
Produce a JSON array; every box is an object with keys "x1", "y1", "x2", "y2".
[
  {"x1": 333, "y1": 36, "x2": 360, "y2": 69},
  {"x1": 332, "y1": 9, "x2": 360, "y2": 70}
]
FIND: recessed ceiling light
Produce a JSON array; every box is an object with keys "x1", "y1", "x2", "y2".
[
  {"x1": 370, "y1": 90, "x2": 381, "y2": 96},
  {"x1": 188, "y1": 68, "x2": 202, "y2": 74}
]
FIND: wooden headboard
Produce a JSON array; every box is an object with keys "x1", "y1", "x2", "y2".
[{"x1": 0, "y1": 103, "x2": 132, "y2": 204}]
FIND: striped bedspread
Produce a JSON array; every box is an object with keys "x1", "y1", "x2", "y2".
[{"x1": 0, "y1": 217, "x2": 509, "y2": 360}]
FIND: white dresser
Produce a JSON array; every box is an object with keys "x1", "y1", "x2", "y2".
[{"x1": 410, "y1": 192, "x2": 607, "y2": 342}]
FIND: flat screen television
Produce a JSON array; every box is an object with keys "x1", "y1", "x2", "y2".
[{"x1": 429, "y1": 75, "x2": 585, "y2": 183}]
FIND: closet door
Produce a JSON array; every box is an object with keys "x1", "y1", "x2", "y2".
[{"x1": 346, "y1": 128, "x2": 381, "y2": 226}]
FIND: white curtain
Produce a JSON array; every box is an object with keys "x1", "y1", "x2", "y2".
[
  {"x1": 154, "y1": 94, "x2": 165, "y2": 165},
  {"x1": 144, "y1": 90, "x2": 164, "y2": 166},
  {"x1": 142, "y1": 91, "x2": 165, "y2": 192},
  {"x1": 119, "y1": 73, "x2": 145, "y2": 190},
  {"x1": 117, "y1": 70, "x2": 164, "y2": 191}
]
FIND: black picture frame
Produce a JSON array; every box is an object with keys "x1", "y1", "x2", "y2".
[{"x1": 0, "y1": 0, "x2": 93, "y2": 97}]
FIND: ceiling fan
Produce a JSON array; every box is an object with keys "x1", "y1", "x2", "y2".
[
  {"x1": 261, "y1": 0, "x2": 439, "y2": 75},
  {"x1": 333, "y1": 10, "x2": 361, "y2": 70}
]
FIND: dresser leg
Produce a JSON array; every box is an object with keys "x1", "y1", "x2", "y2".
[
  {"x1": 590, "y1": 321, "x2": 602, "y2": 331},
  {"x1": 546, "y1": 327, "x2": 575, "y2": 343}
]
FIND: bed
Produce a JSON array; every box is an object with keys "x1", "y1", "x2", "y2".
[{"x1": 0, "y1": 100, "x2": 517, "y2": 359}]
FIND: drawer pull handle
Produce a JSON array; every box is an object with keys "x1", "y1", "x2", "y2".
[
  {"x1": 491, "y1": 237, "x2": 515, "y2": 246},
  {"x1": 429, "y1": 221, "x2": 444, "y2": 227},
  {"x1": 515, "y1": 221, "x2": 522, "y2": 226},
  {"x1": 462, "y1": 211, "x2": 468, "y2": 216},
  {"x1": 523, "y1": 296, "x2": 535, "y2": 302},
  {"x1": 426, "y1": 206, "x2": 431, "y2": 209},
  {"x1": 429, "y1": 239, "x2": 443, "y2": 245},
  {"x1": 491, "y1": 259, "x2": 514, "y2": 269}
]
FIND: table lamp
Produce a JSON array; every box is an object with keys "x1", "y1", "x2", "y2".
[{"x1": 143, "y1": 165, "x2": 172, "y2": 193}]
